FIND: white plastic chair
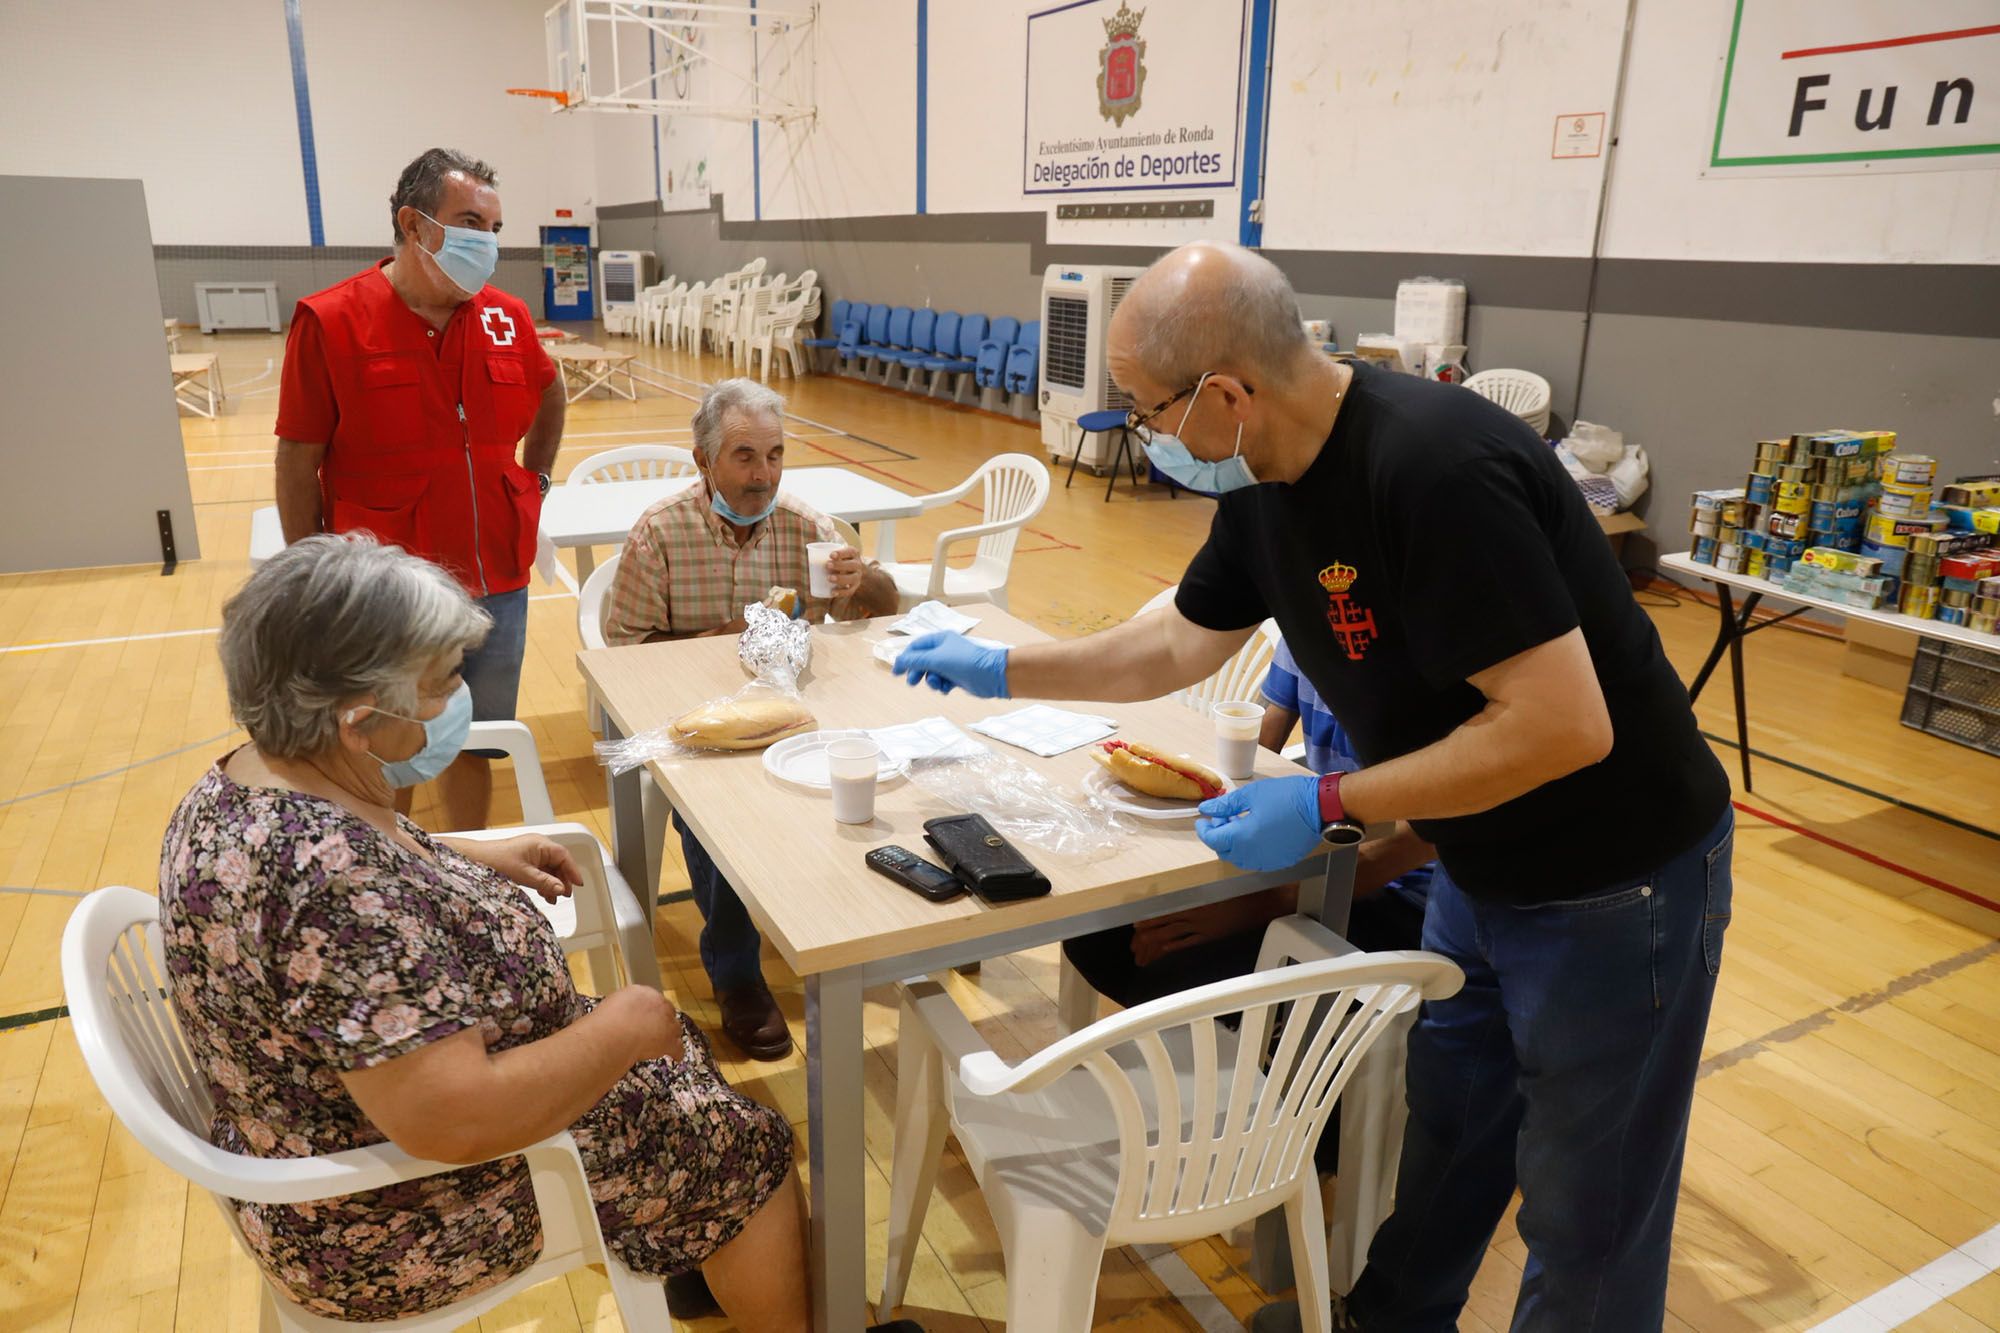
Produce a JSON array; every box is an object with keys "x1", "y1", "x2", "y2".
[
  {"x1": 1464, "y1": 368, "x2": 1552, "y2": 437},
  {"x1": 879, "y1": 917, "x2": 1463, "y2": 1332},
  {"x1": 1056, "y1": 590, "x2": 1282, "y2": 1033},
  {"x1": 879, "y1": 454, "x2": 1051, "y2": 611},
  {"x1": 460, "y1": 719, "x2": 661, "y2": 992},
  {"x1": 61, "y1": 885, "x2": 671, "y2": 1333},
  {"x1": 749, "y1": 291, "x2": 814, "y2": 381},
  {"x1": 676, "y1": 281, "x2": 710, "y2": 352},
  {"x1": 575, "y1": 554, "x2": 673, "y2": 903},
  {"x1": 565, "y1": 444, "x2": 698, "y2": 581}
]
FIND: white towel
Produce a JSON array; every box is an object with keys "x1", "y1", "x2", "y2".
[{"x1": 968, "y1": 704, "x2": 1119, "y2": 758}]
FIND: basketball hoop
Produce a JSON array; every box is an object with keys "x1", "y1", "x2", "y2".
[{"x1": 507, "y1": 87, "x2": 572, "y2": 107}]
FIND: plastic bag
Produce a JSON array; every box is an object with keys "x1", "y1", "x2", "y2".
[
  {"x1": 593, "y1": 605, "x2": 816, "y2": 772},
  {"x1": 1607, "y1": 444, "x2": 1650, "y2": 509},
  {"x1": 903, "y1": 743, "x2": 1128, "y2": 861},
  {"x1": 1562, "y1": 421, "x2": 1624, "y2": 473}
]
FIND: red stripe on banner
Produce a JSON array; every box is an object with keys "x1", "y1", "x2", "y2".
[
  {"x1": 1731, "y1": 799, "x2": 2000, "y2": 914},
  {"x1": 1782, "y1": 22, "x2": 2000, "y2": 60}
]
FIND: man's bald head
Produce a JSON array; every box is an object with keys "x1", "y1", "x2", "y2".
[{"x1": 1111, "y1": 241, "x2": 1311, "y2": 391}]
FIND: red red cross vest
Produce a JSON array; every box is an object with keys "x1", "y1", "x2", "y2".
[{"x1": 300, "y1": 265, "x2": 545, "y2": 597}]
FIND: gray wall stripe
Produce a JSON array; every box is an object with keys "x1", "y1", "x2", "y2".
[{"x1": 593, "y1": 194, "x2": 1998, "y2": 335}]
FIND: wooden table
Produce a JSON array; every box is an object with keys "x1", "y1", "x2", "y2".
[
  {"x1": 579, "y1": 610, "x2": 1357, "y2": 1332},
  {"x1": 550, "y1": 342, "x2": 638, "y2": 402},
  {"x1": 1661, "y1": 551, "x2": 2000, "y2": 789},
  {"x1": 540, "y1": 465, "x2": 925, "y2": 579},
  {"x1": 169, "y1": 352, "x2": 224, "y2": 418},
  {"x1": 163, "y1": 317, "x2": 180, "y2": 352}
]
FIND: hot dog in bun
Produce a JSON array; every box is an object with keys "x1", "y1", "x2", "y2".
[
  {"x1": 668, "y1": 695, "x2": 815, "y2": 751},
  {"x1": 1091, "y1": 740, "x2": 1227, "y2": 801}
]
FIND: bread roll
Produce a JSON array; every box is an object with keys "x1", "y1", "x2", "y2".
[
  {"x1": 668, "y1": 695, "x2": 816, "y2": 751},
  {"x1": 1091, "y1": 740, "x2": 1226, "y2": 801}
]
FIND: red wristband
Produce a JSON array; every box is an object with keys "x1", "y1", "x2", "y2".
[{"x1": 1317, "y1": 772, "x2": 1345, "y2": 825}]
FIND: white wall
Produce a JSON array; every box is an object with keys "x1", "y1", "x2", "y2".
[
  {"x1": 1260, "y1": 0, "x2": 1628, "y2": 257},
  {"x1": 0, "y1": 0, "x2": 304, "y2": 244},
  {"x1": 1602, "y1": 0, "x2": 2000, "y2": 263},
  {"x1": 0, "y1": 0, "x2": 598, "y2": 246}
]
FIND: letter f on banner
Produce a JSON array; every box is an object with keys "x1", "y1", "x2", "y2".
[{"x1": 1789, "y1": 73, "x2": 1831, "y2": 135}]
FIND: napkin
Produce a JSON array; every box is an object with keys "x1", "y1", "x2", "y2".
[
  {"x1": 866, "y1": 716, "x2": 990, "y2": 765},
  {"x1": 967, "y1": 704, "x2": 1119, "y2": 758},
  {"x1": 872, "y1": 635, "x2": 1009, "y2": 667},
  {"x1": 887, "y1": 600, "x2": 983, "y2": 637}
]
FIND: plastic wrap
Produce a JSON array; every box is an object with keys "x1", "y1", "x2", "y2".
[
  {"x1": 903, "y1": 743, "x2": 1128, "y2": 860},
  {"x1": 594, "y1": 605, "x2": 815, "y2": 773}
]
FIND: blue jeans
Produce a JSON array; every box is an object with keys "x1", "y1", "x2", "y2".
[
  {"x1": 1345, "y1": 807, "x2": 1733, "y2": 1332},
  {"x1": 462, "y1": 587, "x2": 529, "y2": 757},
  {"x1": 673, "y1": 811, "x2": 766, "y2": 992}
]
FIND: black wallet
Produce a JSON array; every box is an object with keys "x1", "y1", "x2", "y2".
[{"x1": 922, "y1": 813, "x2": 1052, "y2": 903}]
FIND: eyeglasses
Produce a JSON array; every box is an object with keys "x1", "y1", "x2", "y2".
[{"x1": 1124, "y1": 374, "x2": 1252, "y2": 442}]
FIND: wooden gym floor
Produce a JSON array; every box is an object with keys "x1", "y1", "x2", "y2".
[{"x1": 2, "y1": 326, "x2": 1997, "y2": 1332}]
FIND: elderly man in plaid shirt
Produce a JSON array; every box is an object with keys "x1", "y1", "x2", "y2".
[{"x1": 605, "y1": 378, "x2": 896, "y2": 1058}]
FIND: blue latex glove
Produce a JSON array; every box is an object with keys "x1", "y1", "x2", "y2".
[
  {"x1": 893, "y1": 631, "x2": 1011, "y2": 699},
  {"x1": 1195, "y1": 774, "x2": 1323, "y2": 872}
]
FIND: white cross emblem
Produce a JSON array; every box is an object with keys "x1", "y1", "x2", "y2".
[{"x1": 480, "y1": 307, "x2": 517, "y2": 347}]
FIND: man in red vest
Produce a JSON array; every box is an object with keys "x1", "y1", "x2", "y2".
[{"x1": 274, "y1": 148, "x2": 564, "y2": 830}]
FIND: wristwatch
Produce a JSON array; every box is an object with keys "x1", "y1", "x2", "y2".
[
  {"x1": 536, "y1": 470, "x2": 552, "y2": 496},
  {"x1": 1316, "y1": 772, "x2": 1367, "y2": 846}
]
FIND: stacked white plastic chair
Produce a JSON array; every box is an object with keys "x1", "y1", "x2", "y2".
[{"x1": 1464, "y1": 368, "x2": 1552, "y2": 438}]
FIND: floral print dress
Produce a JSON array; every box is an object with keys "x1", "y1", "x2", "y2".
[{"x1": 158, "y1": 756, "x2": 794, "y2": 1321}]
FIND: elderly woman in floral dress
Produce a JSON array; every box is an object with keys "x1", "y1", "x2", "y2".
[{"x1": 158, "y1": 533, "x2": 813, "y2": 1326}]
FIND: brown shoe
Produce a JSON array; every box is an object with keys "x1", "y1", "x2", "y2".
[{"x1": 717, "y1": 982, "x2": 793, "y2": 1060}]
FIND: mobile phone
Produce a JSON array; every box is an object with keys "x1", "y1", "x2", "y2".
[{"x1": 865, "y1": 845, "x2": 965, "y2": 903}]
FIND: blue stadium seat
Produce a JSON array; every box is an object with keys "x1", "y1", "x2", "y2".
[
  {"x1": 1004, "y1": 320, "x2": 1041, "y2": 396},
  {"x1": 800, "y1": 298, "x2": 850, "y2": 350},
  {"x1": 896, "y1": 310, "x2": 959, "y2": 392},
  {"x1": 920, "y1": 312, "x2": 988, "y2": 399},
  {"x1": 864, "y1": 305, "x2": 914, "y2": 378},
  {"x1": 834, "y1": 312, "x2": 868, "y2": 369},
  {"x1": 889, "y1": 308, "x2": 936, "y2": 387},
  {"x1": 973, "y1": 338, "x2": 1007, "y2": 390}
]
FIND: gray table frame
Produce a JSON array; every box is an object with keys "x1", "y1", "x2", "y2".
[{"x1": 599, "y1": 716, "x2": 1359, "y2": 1331}]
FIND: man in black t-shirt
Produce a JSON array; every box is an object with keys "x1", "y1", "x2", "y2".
[{"x1": 895, "y1": 242, "x2": 1733, "y2": 1331}]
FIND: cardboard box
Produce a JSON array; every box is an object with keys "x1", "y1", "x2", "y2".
[{"x1": 1841, "y1": 617, "x2": 1919, "y2": 690}]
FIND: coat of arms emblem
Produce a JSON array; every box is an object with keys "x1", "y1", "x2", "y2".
[{"x1": 1097, "y1": 2, "x2": 1146, "y2": 127}]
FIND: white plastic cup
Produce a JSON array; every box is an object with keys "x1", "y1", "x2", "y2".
[
  {"x1": 807, "y1": 541, "x2": 842, "y2": 598},
  {"x1": 1212, "y1": 700, "x2": 1263, "y2": 780},
  {"x1": 826, "y1": 736, "x2": 882, "y2": 824}
]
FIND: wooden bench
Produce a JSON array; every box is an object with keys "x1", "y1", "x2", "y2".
[
  {"x1": 550, "y1": 343, "x2": 637, "y2": 403},
  {"x1": 169, "y1": 353, "x2": 224, "y2": 418}
]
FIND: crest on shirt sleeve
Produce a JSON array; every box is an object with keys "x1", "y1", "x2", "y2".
[
  {"x1": 480, "y1": 307, "x2": 518, "y2": 347},
  {"x1": 1318, "y1": 562, "x2": 1377, "y2": 662}
]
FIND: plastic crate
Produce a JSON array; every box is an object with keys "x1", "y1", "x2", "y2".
[{"x1": 1900, "y1": 639, "x2": 2000, "y2": 757}]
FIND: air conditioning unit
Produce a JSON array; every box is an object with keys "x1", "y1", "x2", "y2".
[
  {"x1": 1038, "y1": 263, "x2": 1144, "y2": 473},
  {"x1": 597, "y1": 250, "x2": 656, "y2": 334}
]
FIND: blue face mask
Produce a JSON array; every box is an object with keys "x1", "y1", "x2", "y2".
[
  {"x1": 351, "y1": 683, "x2": 473, "y2": 788},
  {"x1": 413, "y1": 209, "x2": 499, "y2": 296},
  {"x1": 710, "y1": 483, "x2": 779, "y2": 527},
  {"x1": 1141, "y1": 375, "x2": 1258, "y2": 494}
]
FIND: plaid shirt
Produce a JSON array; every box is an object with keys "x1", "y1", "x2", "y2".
[{"x1": 603, "y1": 477, "x2": 839, "y2": 644}]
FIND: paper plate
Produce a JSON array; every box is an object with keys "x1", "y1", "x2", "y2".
[
  {"x1": 1082, "y1": 764, "x2": 1235, "y2": 820},
  {"x1": 763, "y1": 730, "x2": 907, "y2": 790}
]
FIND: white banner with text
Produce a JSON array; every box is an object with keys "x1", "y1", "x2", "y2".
[{"x1": 1023, "y1": 0, "x2": 1248, "y2": 196}]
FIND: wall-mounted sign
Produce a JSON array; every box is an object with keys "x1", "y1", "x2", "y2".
[
  {"x1": 1553, "y1": 112, "x2": 1607, "y2": 159},
  {"x1": 1709, "y1": 2, "x2": 2000, "y2": 174},
  {"x1": 1023, "y1": 0, "x2": 1247, "y2": 196}
]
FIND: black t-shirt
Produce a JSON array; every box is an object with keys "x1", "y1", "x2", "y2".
[{"x1": 1176, "y1": 361, "x2": 1729, "y2": 904}]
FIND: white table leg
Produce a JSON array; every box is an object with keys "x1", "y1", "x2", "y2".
[
  {"x1": 600, "y1": 718, "x2": 650, "y2": 894},
  {"x1": 871, "y1": 519, "x2": 898, "y2": 563},
  {"x1": 573, "y1": 546, "x2": 597, "y2": 584},
  {"x1": 807, "y1": 966, "x2": 868, "y2": 1333}
]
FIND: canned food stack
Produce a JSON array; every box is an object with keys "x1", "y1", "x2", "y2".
[
  {"x1": 1784, "y1": 546, "x2": 1892, "y2": 609},
  {"x1": 1937, "y1": 551, "x2": 2000, "y2": 629}
]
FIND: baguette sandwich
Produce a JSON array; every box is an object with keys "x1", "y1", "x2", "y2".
[
  {"x1": 668, "y1": 695, "x2": 815, "y2": 751},
  {"x1": 1091, "y1": 740, "x2": 1227, "y2": 801}
]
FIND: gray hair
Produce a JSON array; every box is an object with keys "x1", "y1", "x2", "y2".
[
  {"x1": 219, "y1": 534, "x2": 491, "y2": 758},
  {"x1": 1132, "y1": 245, "x2": 1311, "y2": 388},
  {"x1": 389, "y1": 147, "x2": 498, "y2": 245},
  {"x1": 691, "y1": 378, "x2": 786, "y2": 460}
]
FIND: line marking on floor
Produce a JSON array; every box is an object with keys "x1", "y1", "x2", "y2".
[
  {"x1": 1732, "y1": 799, "x2": 1998, "y2": 914},
  {"x1": 1805, "y1": 1218, "x2": 2000, "y2": 1331},
  {"x1": 0, "y1": 886, "x2": 87, "y2": 899},
  {"x1": 0, "y1": 729, "x2": 239, "y2": 809},
  {"x1": 1699, "y1": 936, "x2": 2000, "y2": 1079},
  {"x1": 0, "y1": 627, "x2": 221, "y2": 655},
  {"x1": 0, "y1": 1005, "x2": 68, "y2": 1034}
]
